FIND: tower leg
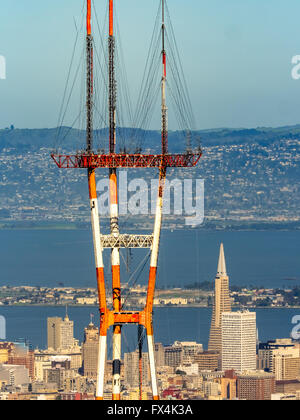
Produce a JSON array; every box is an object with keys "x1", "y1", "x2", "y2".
[
  {"x1": 109, "y1": 169, "x2": 122, "y2": 400},
  {"x1": 147, "y1": 329, "x2": 159, "y2": 400},
  {"x1": 144, "y1": 169, "x2": 165, "y2": 400},
  {"x1": 112, "y1": 331, "x2": 121, "y2": 399},
  {"x1": 96, "y1": 334, "x2": 107, "y2": 400},
  {"x1": 88, "y1": 169, "x2": 108, "y2": 401},
  {"x1": 138, "y1": 325, "x2": 144, "y2": 400}
]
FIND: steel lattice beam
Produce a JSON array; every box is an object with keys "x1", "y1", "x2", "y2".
[
  {"x1": 51, "y1": 152, "x2": 202, "y2": 169},
  {"x1": 100, "y1": 234, "x2": 153, "y2": 249}
]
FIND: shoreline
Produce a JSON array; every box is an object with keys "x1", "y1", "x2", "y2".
[
  {"x1": 0, "y1": 224, "x2": 299, "y2": 233},
  {"x1": 0, "y1": 304, "x2": 299, "y2": 310}
]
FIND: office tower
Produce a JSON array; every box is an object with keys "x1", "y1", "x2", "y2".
[
  {"x1": 258, "y1": 338, "x2": 295, "y2": 370},
  {"x1": 237, "y1": 371, "x2": 275, "y2": 400},
  {"x1": 0, "y1": 342, "x2": 14, "y2": 364},
  {"x1": 258, "y1": 339, "x2": 300, "y2": 380},
  {"x1": 8, "y1": 343, "x2": 35, "y2": 380},
  {"x1": 273, "y1": 353, "x2": 300, "y2": 380},
  {"x1": 220, "y1": 371, "x2": 237, "y2": 400},
  {"x1": 124, "y1": 350, "x2": 150, "y2": 389},
  {"x1": 154, "y1": 343, "x2": 165, "y2": 367},
  {"x1": 0, "y1": 364, "x2": 30, "y2": 387},
  {"x1": 82, "y1": 322, "x2": 99, "y2": 378},
  {"x1": 173, "y1": 341, "x2": 203, "y2": 364},
  {"x1": 222, "y1": 311, "x2": 257, "y2": 372},
  {"x1": 44, "y1": 366, "x2": 76, "y2": 390},
  {"x1": 164, "y1": 346, "x2": 183, "y2": 369},
  {"x1": 276, "y1": 379, "x2": 300, "y2": 395},
  {"x1": 35, "y1": 360, "x2": 52, "y2": 382},
  {"x1": 47, "y1": 315, "x2": 74, "y2": 351},
  {"x1": 203, "y1": 381, "x2": 220, "y2": 398},
  {"x1": 194, "y1": 351, "x2": 219, "y2": 372},
  {"x1": 35, "y1": 348, "x2": 82, "y2": 371},
  {"x1": 208, "y1": 243, "x2": 231, "y2": 355}
]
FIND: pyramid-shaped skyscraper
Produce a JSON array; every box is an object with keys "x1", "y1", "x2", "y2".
[{"x1": 208, "y1": 243, "x2": 231, "y2": 354}]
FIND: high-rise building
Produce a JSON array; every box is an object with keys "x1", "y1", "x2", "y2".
[
  {"x1": 82, "y1": 322, "x2": 99, "y2": 378},
  {"x1": 222, "y1": 311, "x2": 257, "y2": 372},
  {"x1": 258, "y1": 339, "x2": 295, "y2": 371},
  {"x1": 164, "y1": 346, "x2": 183, "y2": 368},
  {"x1": 258, "y1": 339, "x2": 300, "y2": 380},
  {"x1": 0, "y1": 342, "x2": 14, "y2": 364},
  {"x1": 0, "y1": 364, "x2": 30, "y2": 387},
  {"x1": 34, "y1": 360, "x2": 52, "y2": 382},
  {"x1": 208, "y1": 243, "x2": 231, "y2": 355},
  {"x1": 237, "y1": 371, "x2": 275, "y2": 400},
  {"x1": 272, "y1": 348, "x2": 300, "y2": 381},
  {"x1": 154, "y1": 343, "x2": 165, "y2": 367},
  {"x1": 173, "y1": 341, "x2": 203, "y2": 364},
  {"x1": 8, "y1": 343, "x2": 35, "y2": 381},
  {"x1": 47, "y1": 315, "x2": 74, "y2": 351},
  {"x1": 194, "y1": 351, "x2": 219, "y2": 372},
  {"x1": 124, "y1": 350, "x2": 150, "y2": 389},
  {"x1": 220, "y1": 371, "x2": 238, "y2": 400}
]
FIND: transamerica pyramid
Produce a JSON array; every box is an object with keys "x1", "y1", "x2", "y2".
[{"x1": 208, "y1": 243, "x2": 231, "y2": 355}]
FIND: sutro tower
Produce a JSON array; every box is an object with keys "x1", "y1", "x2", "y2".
[{"x1": 51, "y1": 0, "x2": 202, "y2": 400}]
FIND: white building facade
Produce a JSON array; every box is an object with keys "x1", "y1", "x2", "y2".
[{"x1": 222, "y1": 311, "x2": 257, "y2": 372}]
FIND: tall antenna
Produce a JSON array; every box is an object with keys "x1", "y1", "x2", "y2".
[
  {"x1": 51, "y1": 0, "x2": 202, "y2": 401},
  {"x1": 86, "y1": 0, "x2": 93, "y2": 153},
  {"x1": 109, "y1": 0, "x2": 116, "y2": 154},
  {"x1": 161, "y1": 0, "x2": 168, "y2": 155},
  {"x1": 108, "y1": 0, "x2": 122, "y2": 401}
]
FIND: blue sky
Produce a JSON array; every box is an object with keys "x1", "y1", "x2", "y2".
[{"x1": 1, "y1": 0, "x2": 300, "y2": 130}]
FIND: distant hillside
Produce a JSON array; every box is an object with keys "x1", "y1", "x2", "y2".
[{"x1": 2, "y1": 125, "x2": 300, "y2": 151}]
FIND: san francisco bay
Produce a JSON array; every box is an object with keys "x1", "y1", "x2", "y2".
[
  {"x1": 0, "y1": 306, "x2": 298, "y2": 351},
  {"x1": 0, "y1": 229, "x2": 299, "y2": 289}
]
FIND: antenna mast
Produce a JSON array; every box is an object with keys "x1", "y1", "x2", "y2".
[
  {"x1": 161, "y1": 0, "x2": 168, "y2": 155},
  {"x1": 51, "y1": 0, "x2": 202, "y2": 401},
  {"x1": 109, "y1": 0, "x2": 116, "y2": 154},
  {"x1": 86, "y1": 0, "x2": 93, "y2": 153},
  {"x1": 108, "y1": 0, "x2": 122, "y2": 401}
]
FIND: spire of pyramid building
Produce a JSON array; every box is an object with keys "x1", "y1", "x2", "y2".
[{"x1": 217, "y1": 243, "x2": 227, "y2": 277}]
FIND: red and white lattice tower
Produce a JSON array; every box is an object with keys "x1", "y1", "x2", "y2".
[{"x1": 51, "y1": 0, "x2": 202, "y2": 400}]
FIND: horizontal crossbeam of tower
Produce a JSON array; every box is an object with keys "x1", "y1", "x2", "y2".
[
  {"x1": 51, "y1": 152, "x2": 202, "y2": 169},
  {"x1": 100, "y1": 234, "x2": 153, "y2": 249}
]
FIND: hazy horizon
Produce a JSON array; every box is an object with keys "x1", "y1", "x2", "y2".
[{"x1": 1, "y1": 0, "x2": 300, "y2": 130}]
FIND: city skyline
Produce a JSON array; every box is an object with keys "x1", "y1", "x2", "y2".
[{"x1": 0, "y1": 0, "x2": 299, "y2": 403}]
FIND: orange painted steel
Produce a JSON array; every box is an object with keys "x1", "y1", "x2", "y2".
[
  {"x1": 52, "y1": 0, "x2": 202, "y2": 402},
  {"x1": 87, "y1": 0, "x2": 92, "y2": 35},
  {"x1": 51, "y1": 152, "x2": 202, "y2": 169},
  {"x1": 96, "y1": 267, "x2": 107, "y2": 316},
  {"x1": 163, "y1": 52, "x2": 167, "y2": 78},
  {"x1": 145, "y1": 266, "x2": 157, "y2": 317},
  {"x1": 96, "y1": 310, "x2": 152, "y2": 331},
  {"x1": 109, "y1": 0, "x2": 114, "y2": 36},
  {"x1": 88, "y1": 169, "x2": 97, "y2": 199},
  {"x1": 109, "y1": 172, "x2": 118, "y2": 205}
]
